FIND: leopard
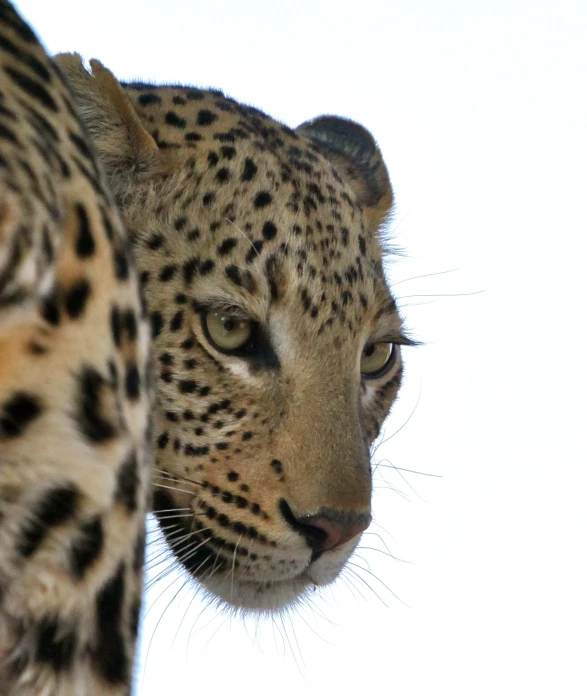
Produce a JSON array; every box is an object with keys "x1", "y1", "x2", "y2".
[{"x1": 0, "y1": 1, "x2": 413, "y2": 694}]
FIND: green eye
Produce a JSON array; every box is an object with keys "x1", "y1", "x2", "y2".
[
  {"x1": 360, "y1": 342, "x2": 395, "y2": 377},
  {"x1": 204, "y1": 311, "x2": 253, "y2": 352}
]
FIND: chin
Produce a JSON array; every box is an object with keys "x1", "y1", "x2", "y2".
[{"x1": 197, "y1": 537, "x2": 361, "y2": 613}]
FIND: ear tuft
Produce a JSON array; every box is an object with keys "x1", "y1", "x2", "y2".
[
  {"x1": 54, "y1": 53, "x2": 160, "y2": 199},
  {"x1": 296, "y1": 116, "x2": 393, "y2": 232}
]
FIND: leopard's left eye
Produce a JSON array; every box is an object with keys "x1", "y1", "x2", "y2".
[
  {"x1": 204, "y1": 311, "x2": 253, "y2": 352},
  {"x1": 360, "y1": 342, "x2": 396, "y2": 378}
]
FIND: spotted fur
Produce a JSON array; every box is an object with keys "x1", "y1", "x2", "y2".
[
  {"x1": 0, "y1": 1, "x2": 412, "y2": 693},
  {"x1": 0, "y1": 2, "x2": 152, "y2": 694}
]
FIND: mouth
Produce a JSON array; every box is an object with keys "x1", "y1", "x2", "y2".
[{"x1": 152, "y1": 488, "x2": 362, "y2": 612}]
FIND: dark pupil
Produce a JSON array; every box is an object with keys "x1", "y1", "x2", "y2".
[
  {"x1": 223, "y1": 318, "x2": 235, "y2": 332},
  {"x1": 365, "y1": 345, "x2": 375, "y2": 357}
]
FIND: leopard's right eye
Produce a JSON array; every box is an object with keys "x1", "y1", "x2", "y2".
[
  {"x1": 203, "y1": 311, "x2": 253, "y2": 352},
  {"x1": 360, "y1": 342, "x2": 396, "y2": 378}
]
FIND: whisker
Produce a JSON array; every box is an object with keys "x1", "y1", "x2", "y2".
[
  {"x1": 230, "y1": 535, "x2": 242, "y2": 603},
  {"x1": 372, "y1": 377, "x2": 421, "y2": 455},
  {"x1": 396, "y1": 290, "x2": 484, "y2": 300},
  {"x1": 225, "y1": 217, "x2": 260, "y2": 258},
  {"x1": 347, "y1": 561, "x2": 408, "y2": 607},
  {"x1": 152, "y1": 481, "x2": 200, "y2": 497},
  {"x1": 393, "y1": 268, "x2": 459, "y2": 286},
  {"x1": 375, "y1": 464, "x2": 442, "y2": 478},
  {"x1": 344, "y1": 565, "x2": 389, "y2": 608}
]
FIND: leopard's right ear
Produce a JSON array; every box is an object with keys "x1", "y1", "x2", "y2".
[{"x1": 54, "y1": 53, "x2": 163, "y2": 198}]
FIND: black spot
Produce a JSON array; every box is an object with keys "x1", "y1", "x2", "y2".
[
  {"x1": 207, "y1": 151, "x2": 219, "y2": 167},
  {"x1": 5, "y1": 66, "x2": 57, "y2": 111},
  {"x1": 110, "y1": 306, "x2": 122, "y2": 347},
  {"x1": 200, "y1": 259, "x2": 215, "y2": 275},
  {"x1": 225, "y1": 265, "x2": 241, "y2": 286},
  {"x1": 185, "y1": 131, "x2": 202, "y2": 142},
  {"x1": 147, "y1": 234, "x2": 164, "y2": 250},
  {"x1": 242, "y1": 431, "x2": 253, "y2": 441},
  {"x1": 245, "y1": 240, "x2": 264, "y2": 264},
  {"x1": 70, "y1": 517, "x2": 104, "y2": 579},
  {"x1": 75, "y1": 366, "x2": 116, "y2": 443},
  {"x1": 216, "y1": 167, "x2": 230, "y2": 183},
  {"x1": 122, "y1": 309, "x2": 138, "y2": 341},
  {"x1": 165, "y1": 111, "x2": 186, "y2": 128},
  {"x1": 125, "y1": 362, "x2": 140, "y2": 400},
  {"x1": 40, "y1": 292, "x2": 59, "y2": 325},
  {"x1": 115, "y1": 451, "x2": 139, "y2": 512},
  {"x1": 183, "y1": 258, "x2": 199, "y2": 284},
  {"x1": 138, "y1": 93, "x2": 161, "y2": 106},
  {"x1": 159, "y1": 352, "x2": 173, "y2": 365},
  {"x1": 64, "y1": 279, "x2": 90, "y2": 319},
  {"x1": 262, "y1": 221, "x2": 277, "y2": 240},
  {"x1": 174, "y1": 217, "x2": 188, "y2": 232},
  {"x1": 74, "y1": 203, "x2": 95, "y2": 258},
  {"x1": 36, "y1": 617, "x2": 77, "y2": 671},
  {"x1": 241, "y1": 158, "x2": 257, "y2": 181},
  {"x1": 221, "y1": 146, "x2": 236, "y2": 159},
  {"x1": 218, "y1": 238, "x2": 238, "y2": 256},
  {"x1": 358, "y1": 235, "x2": 367, "y2": 255},
  {"x1": 129, "y1": 598, "x2": 142, "y2": 638},
  {"x1": 92, "y1": 565, "x2": 128, "y2": 684},
  {"x1": 69, "y1": 130, "x2": 94, "y2": 162},
  {"x1": 157, "y1": 432, "x2": 169, "y2": 449},
  {"x1": 150, "y1": 311, "x2": 164, "y2": 338},
  {"x1": 170, "y1": 310, "x2": 184, "y2": 332},
  {"x1": 0, "y1": 392, "x2": 42, "y2": 439},
  {"x1": 203, "y1": 192, "x2": 215, "y2": 206},
  {"x1": 197, "y1": 109, "x2": 218, "y2": 126},
  {"x1": 18, "y1": 484, "x2": 79, "y2": 557},
  {"x1": 186, "y1": 88, "x2": 205, "y2": 101},
  {"x1": 113, "y1": 250, "x2": 130, "y2": 281},
  {"x1": 254, "y1": 191, "x2": 272, "y2": 208},
  {"x1": 159, "y1": 264, "x2": 177, "y2": 282},
  {"x1": 179, "y1": 380, "x2": 197, "y2": 394},
  {"x1": 133, "y1": 527, "x2": 146, "y2": 573},
  {"x1": 227, "y1": 471, "x2": 239, "y2": 482},
  {"x1": 271, "y1": 459, "x2": 283, "y2": 474}
]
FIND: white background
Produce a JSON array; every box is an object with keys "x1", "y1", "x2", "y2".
[{"x1": 16, "y1": 1, "x2": 586, "y2": 694}]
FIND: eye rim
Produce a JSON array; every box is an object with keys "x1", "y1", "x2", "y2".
[
  {"x1": 201, "y1": 309, "x2": 256, "y2": 355},
  {"x1": 360, "y1": 341, "x2": 398, "y2": 379}
]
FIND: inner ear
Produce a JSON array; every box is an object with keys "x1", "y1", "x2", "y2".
[{"x1": 296, "y1": 116, "x2": 393, "y2": 233}]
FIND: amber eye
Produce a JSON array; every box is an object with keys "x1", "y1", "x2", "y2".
[
  {"x1": 204, "y1": 311, "x2": 253, "y2": 352},
  {"x1": 360, "y1": 342, "x2": 395, "y2": 377}
]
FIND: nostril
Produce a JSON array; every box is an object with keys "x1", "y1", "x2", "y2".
[{"x1": 279, "y1": 499, "x2": 370, "y2": 560}]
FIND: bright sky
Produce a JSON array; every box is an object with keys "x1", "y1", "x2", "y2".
[{"x1": 15, "y1": 1, "x2": 587, "y2": 694}]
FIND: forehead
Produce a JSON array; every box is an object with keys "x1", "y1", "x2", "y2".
[{"x1": 127, "y1": 83, "x2": 392, "y2": 322}]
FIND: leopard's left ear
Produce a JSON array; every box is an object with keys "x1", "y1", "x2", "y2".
[
  {"x1": 54, "y1": 53, "x2": 164, "y2": 200},
  {"x1": 296, "y1": 116, "x2": 393, "y2": 233}
]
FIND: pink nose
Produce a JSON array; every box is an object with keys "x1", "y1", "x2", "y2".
[
  {"x1": 301, "y1": 514, "x2": 369, "y2": 553},
  {"x1": 279, "y1": 500, "x2": 371, "y2": 558}
]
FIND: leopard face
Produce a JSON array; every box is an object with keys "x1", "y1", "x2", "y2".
[{"x1": 57, "y1": 55, "x2": 413, "y2": 611}]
